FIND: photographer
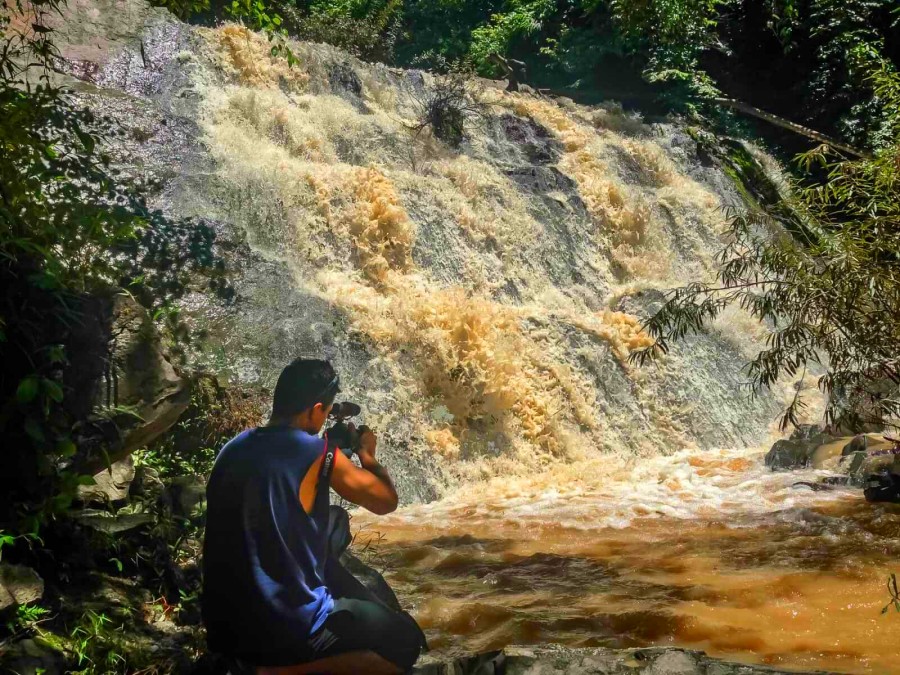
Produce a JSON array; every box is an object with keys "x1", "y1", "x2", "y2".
[{"x1": 202, "y1": 359, "x2": 426, "y2": 674}]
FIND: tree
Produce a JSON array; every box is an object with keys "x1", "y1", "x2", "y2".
[
  {"x1": 0, "y1": 0, "x2": 226, "y2": 531},
  {"x1": 633, "y1": 54, "x2": 900, "y2": 432}
]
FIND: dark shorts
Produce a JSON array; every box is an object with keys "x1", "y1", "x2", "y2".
[
  {"x1": 307, "y1": 596, "x2": 425, "y2": 672},
  {"x1": 307, "y1": 511, "x2": 427, "y2": 672}
]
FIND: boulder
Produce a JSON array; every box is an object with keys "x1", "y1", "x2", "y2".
[
  {"x1": 71, "y1": 293, "x2": 191, "y2": 474},
  {"x1": 841, "y1": 434, "x2": 869, "y2": 456},
  {"x1": 765, "y1": 428, "x2": 836, "y2": 471},
  {"x1": 864, "y1": 469, "x2": 900, "y2": 503},
  {"x1": 765, "y1": 439, "x2": 815, "y2": 470},
  {"x1": 837, "y1": 436, "x2": 898, "y2": 485},
  {"x1": 103, "y1": 295, "x2": 191, "y2": 464},
  {"x1": 1, "y1": 638, "x2": 66, "y2": 675},
  {"x1": 77, "y1": 455, "x2": 136, "y2": 504},
  {"x1": 413, "y1": 646, "x2": 822, "y2": 674},
  {"x1": 74, "y1": 508, "x2": 154, "y2": 534},
  {"x1": 341, "y1": 551, "x2": 402, "y2": 612},
  {"x1": 0, "y1": 564, "x2": 44, "y2": 613}
]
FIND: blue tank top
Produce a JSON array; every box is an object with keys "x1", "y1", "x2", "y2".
[{"x1": 202, "y1": 426, "x2": 334, "y2": 665}]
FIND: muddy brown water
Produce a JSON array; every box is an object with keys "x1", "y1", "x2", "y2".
[{"x1": 355, "y1": 448, "x2": 900, "y2": 674}]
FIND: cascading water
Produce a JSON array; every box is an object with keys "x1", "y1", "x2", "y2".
[
  {"x1": 191, "y1": 26, "x2": 805, "y2": 486},
  {"x1": 84, "y1": 17, "x2": 898, "y2": 673}
]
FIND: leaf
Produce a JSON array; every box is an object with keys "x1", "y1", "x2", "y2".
[
  {"x1": 56, "y1": 438, "x2": 77, "y2": 458},
  {"x1": 16, "y1": 376, "x2": 40, "y2": 403},
  {"x1": 24, "y1": 418, "x2": 45, "y2": 442},
  {"x1": 42, "y1": 378, "x2": 63, "y2": 402}
]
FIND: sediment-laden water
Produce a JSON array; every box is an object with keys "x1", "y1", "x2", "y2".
[{"x1": 358, "y1": 448, "x2": 900, "y2": 674}]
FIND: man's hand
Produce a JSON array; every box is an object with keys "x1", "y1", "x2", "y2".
[
  {"x1": 355, "y1": 424, "x2": 377, "y2": 462},
  {"x1": 331, "y1": 426, "x2": 398, "y2": 515}
]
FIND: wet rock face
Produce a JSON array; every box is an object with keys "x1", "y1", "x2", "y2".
[
  {"x1": 46, "y1": 0, "x2": 798, "y2": 504},
  {"x1": 328, "y1": 60, "x2": 363, "y2": 97},
  {"x1": 500, "y1": 114, "x2": 562, "y2": 165},
  {"x1": 413, "y1": 646, "x2": 817, "y2": 675}
]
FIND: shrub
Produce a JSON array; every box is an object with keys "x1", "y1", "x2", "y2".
[
  {"x1": 410, "y1": 61, "x2": 488, "y2": 147},
  {"x1": 286, "y1": 0, "x2": 403, "y2": 63},
  {"x1": 137, "y1": 375, "x2": 267, "y2": 480}
]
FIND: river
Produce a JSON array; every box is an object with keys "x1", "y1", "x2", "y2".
[{"x1": 356, "y1": 446, "x2": 900, "y2": 674}]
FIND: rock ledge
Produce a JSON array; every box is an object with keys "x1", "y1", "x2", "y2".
[{"x1": 413, "y1": 646, "x2": 829, "y2": 675}]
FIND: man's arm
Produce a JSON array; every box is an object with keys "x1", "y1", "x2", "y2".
[{"x1": 330, "y1": 427, "x2": 399, "y2": 515}]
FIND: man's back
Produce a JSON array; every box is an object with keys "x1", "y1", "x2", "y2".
[{"x1": 202, "y1": 426, "x2": 334, "y2": 666}]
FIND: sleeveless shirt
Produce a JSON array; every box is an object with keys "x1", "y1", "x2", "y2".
[{"x1": 202, "y1": 426, "x2": 334, "y2": 666}]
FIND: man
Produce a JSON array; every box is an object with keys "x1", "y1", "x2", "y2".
[{"x1": 202, "y1": 359, "x2": 426, "y2": 674}]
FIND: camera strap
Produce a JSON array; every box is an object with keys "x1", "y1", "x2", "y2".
[{"x1": 319, "y1": 432, "x2": 337, "y2": 486}]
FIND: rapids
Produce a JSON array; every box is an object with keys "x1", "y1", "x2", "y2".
[{"x1": 356, "y1": 447, "x2": 900, "y2": 674}]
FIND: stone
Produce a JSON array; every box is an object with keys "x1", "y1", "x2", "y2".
[
  {"x1": 77, "y1": 455, "x2": 136, "y2": 504},
  {"x1": 765, "y1": 426, "x2": 837, "y2": 471},
  {"x1": 341, "y1": 551, "x2": 402, "y2": 612},
  {"x1": 864, "y1": 471, "x2": 900, "y2": 503},
  {"x1": 413, "y1": 646, "x2": 820, "y2": 674},
  {"x1": 103, "y1": 295, "x2": 191, "y2": 464},
  {"x1": 328, "y1": 60, "x2": 363, "y2": 97},
  {"x1": 0, "y1": 564, "x2": 44, "y2": 613},
  {"x1": 1, "y1": 637, "x2": 66, "y2": 675},
  {"x1": 74, "y1": 509, "x2": 155, "y2": 534},
  {"x1": 765, "y1": 439, "x2": 815, "y2": 470},
  {"x1": 842, "y1": 434, "x2": 869, "y2": 456}
]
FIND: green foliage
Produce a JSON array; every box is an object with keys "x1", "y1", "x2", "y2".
[
  {"x1": 34, "y1": 609, "x2": 145, "y2": 674},
  {"x1": 7, "y1": 602, "x2": 51, "y2": 634},
  {"x1": 605, "y1": 0, "x2": 728, "y2": 101},
  {"x1": 0, "y1": 530, "x2": 41, "y2": 561},
  {"x1": 0, "y1": 0, "x2": 227, "y2": 534},
  {"x1": 469, "y1": 0, "x2": 556, "y2": 75},
  {"x1": 765, "y1": 0, "x2": 898, "y2": 148},
  {"x1": 150, "y1": 0, "x2": 209, "y2": 20},
  {"x1": 395, "y1": 0, "x2": 502, "y2": 66},
  {"x1": 288, "y1": 0, "x2": 403, "y2": 62},
  {"x1": 634, "y1": 58, "x2": 900, "y2": 432}
]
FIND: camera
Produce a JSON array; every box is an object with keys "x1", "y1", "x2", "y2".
[{"x1": 326, "y1": 401, "x2": 363, "y2": 457}]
